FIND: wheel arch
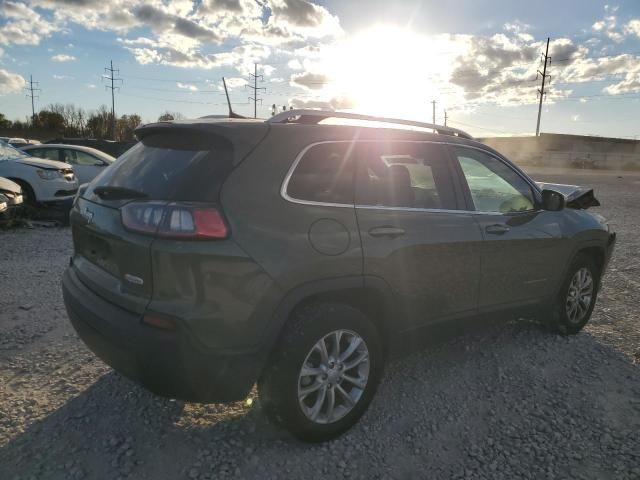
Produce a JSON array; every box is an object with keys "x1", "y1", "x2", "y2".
[
  {"x1": 260, "y1": 276, "x2": 399, "y2": 371},
  {"x1": 575, "y1": 245, "x2": 605, "y2": 273}
]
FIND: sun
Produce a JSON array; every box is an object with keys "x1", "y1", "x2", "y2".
[{"x1": 318, "y1": 25, "x2": 462, "y2": 121}]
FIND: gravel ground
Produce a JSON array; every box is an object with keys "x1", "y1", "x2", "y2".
[{"x1": 1, "y1": 169, "x2": 639, "y2": 480}]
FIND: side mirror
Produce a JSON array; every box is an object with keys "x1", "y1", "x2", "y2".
[{"x1": 541, "y1": 189, "x2": 565, "y2": 211}]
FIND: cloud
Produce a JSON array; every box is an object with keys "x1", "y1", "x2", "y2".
[
  {"x1": 51, "y1": 54, "x2": 76, "y2": 62},
  {"x1": 0, "y1": 2, "x2": 57, "y2": 47},
  {"x1": 446, "y1": 29, "x2": 591, "y2": 106},
  {"x1": 291, "y1": 72, "x2": 329, "y2": 90},
  {"x1": 2, "y1": 0, "x2": 342, "y2": 75},
  {"x1": 0, "y1": 69, "x2": 26, "y2": 95},
  {"x1": 269, "y1": 0, "x2": 326, "y2": 28},
  {"x1": 590, "y1": 9, "x2": 625, "y2": 43},
  {"x1": 133, "y1": 4, "x2": 221, "y2": 43},
  {"x1": 199, "y1": 0, "x2": 244, "y2": 13},
  {"x1": 289, "y1": 95, "x2": 354, "y2": 110},
  {"x1": 52, "y1": 74, "x2": 74, "y2": 80},
  {"x1": 224, "y1": 77, "x2": 248, "y2": 89},
  {"x1": 625, "y1": 19, "x2": 640, "y2": 37},
  {"x1": 176, "y1": 82, "x2": 199, "y2": 91}
]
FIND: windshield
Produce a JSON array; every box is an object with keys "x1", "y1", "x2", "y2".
[{"x1": 0, "y1": 141, "x2": 30, "y2": 162}]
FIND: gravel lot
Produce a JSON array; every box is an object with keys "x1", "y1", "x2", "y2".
[{"x1": 1, "y1": 168, "x2": 639, "y2": 480}]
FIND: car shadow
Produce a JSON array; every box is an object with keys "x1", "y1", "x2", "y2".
[{"x1": 1, "y1": 318, "x2": 639, "y2": 480}]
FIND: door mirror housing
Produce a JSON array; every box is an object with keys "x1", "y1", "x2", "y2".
[{"x1": 541, "y1": 189, "x2": 565, "y2": 211}]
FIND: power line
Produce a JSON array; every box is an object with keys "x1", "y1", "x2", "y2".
[
  {"x1": 536, "y1": 37, "x2": 551, "y2": 136},
  {"x1": 121, "y1": 74, "x2": 212, "y2": 84},
  {"x1": 248, "y1": 63, "x2": 266, "y2": 118},
  {"x1": 25, "y1": 74, "x2": 41, "y2": 124},
  {"x1": 103, "y1": 60, "x2": 122, "y2": 140},
  {"x1": 119, "y1": 91, "x2": 250, "y2": 106},
  {"x1": 125, "y1": 85, "x2": 224, "y2": 95}
]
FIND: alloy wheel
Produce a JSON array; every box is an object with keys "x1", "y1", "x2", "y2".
[
  {"x1": 565, "y1": 267, "x2": 594, "y2": 324},
  {"x1": 297, "y1": 329, "x2": 370, "y2": 424}
]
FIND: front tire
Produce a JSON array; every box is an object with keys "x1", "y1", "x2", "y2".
[
  {"x1": 552, "y1": 253, "x2": 600, "y2": 335},
  {"x1": 258, "y1": 302, "x2": 383, "y2": 442}
]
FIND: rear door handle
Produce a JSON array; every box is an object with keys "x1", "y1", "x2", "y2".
[
  {"x1": 369, "y1": 226, "x2": 406, "y2": 238},
  {"x1": 485, "y1": 224, "x2": 510, "y2": 235}
]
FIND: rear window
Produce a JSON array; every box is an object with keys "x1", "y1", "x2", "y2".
[
  {"x1": 286, "y1": 142, "x2": 355, "y2": 205},
  {"x1": 88, "y1": 131, "x2": 233, "y2": 203}
]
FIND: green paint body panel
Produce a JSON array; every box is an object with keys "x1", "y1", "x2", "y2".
[{"x1": 62, "y1": 118, "x2": 616, "y2": 403}]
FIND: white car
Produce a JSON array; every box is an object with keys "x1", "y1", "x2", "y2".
[
  {"x1": 0, "y1": 141, "x2": 78, "y2": 205},
  {"x1": 21, "y1": 144, "x2": 115, "y2": 185},
  {"x1": 0, "y1": 176, "x2": 23, "y2": 218}
]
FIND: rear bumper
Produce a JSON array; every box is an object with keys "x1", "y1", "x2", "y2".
[{"x1": 62, "y1": 268, "x2": 263, "y2": 403}]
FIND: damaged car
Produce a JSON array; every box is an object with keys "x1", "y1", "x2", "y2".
[
  {"x1": 0, "y1": 176, "x2": 23, "y2": 219},
  {"x1": 62, "y1": 110, "x2": 616, "y2": 441}
]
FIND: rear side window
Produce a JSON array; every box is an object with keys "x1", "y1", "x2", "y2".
[
  {"x1": 355, "y1": 142, "x2": 457, "y2": 210},
  {"x1": 286, "y1": 142, "x2": 356, "y2": 205},
  {"x1": 88, "y1": 131, "x2": 233, "y2": 203}
]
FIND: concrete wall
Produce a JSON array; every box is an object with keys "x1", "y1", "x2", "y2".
[{"x1": 479, "y1": 133, "x2": 640, "y2": 170}]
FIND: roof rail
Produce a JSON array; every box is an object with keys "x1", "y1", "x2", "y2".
[{"x1": 268, "y1": 109, "x2": 474, "y2": 139}]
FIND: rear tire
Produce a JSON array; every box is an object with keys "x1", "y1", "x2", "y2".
[
  {"x1": 552, "y1": 253, "x2": 600, "y2": 335},
  {"x1": 258, "y1": 302, "x2": 383, "y2": 442}
]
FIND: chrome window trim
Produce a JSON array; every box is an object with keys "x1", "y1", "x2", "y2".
[{"x1": 280, "y1": 139, "x2": 541, "y2": 215}]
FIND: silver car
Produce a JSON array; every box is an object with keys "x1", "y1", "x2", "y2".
[{"x1": 21, "y1": 144, "x2": 115, "y2": 185}]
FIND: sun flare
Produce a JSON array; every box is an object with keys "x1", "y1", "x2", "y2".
[{"x1": 316, "y1": 25, "x2": 466, "y2": 120}]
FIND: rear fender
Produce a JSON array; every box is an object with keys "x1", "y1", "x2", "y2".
[{"x1": 260, "y1": 275, "x2": 400, "y2": 363}]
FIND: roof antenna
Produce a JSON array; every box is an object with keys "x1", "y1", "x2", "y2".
[{"x1": 222, "y1": 77, "x2": 245, "y2": 119}]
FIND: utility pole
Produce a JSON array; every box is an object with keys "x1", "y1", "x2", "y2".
[
  {"x1": 248, "y1": 63, "x2": 266, "y2": 118},
  {"x1": 535, "y1": 37, "x2": 551, "y2": 137},
  {"x1": 25, "y1": 75, "x2": 40, "y2": 125},
  {"x1": 103, "y1": 60, "x2": 122, "y2": 140},
  {"x1": 431, "y1": 100, "x2": 436, "y2": 132},
  {"x1": 444, "y1": 110, "x2": 448, "y2": 127}
]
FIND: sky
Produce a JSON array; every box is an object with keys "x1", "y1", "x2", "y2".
[{"x1": 1, "y1": 0, "x2": 640, "y2": 138}]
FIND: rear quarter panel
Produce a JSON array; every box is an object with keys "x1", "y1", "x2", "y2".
[{"x1": 221, "y1": 125, "x2": 365, "y2": 324}]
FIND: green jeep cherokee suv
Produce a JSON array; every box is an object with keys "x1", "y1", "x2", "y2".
[{"x1": 62, "y1": 110, "x2": 615, "y2": 441}]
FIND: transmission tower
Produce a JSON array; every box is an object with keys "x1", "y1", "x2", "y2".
[
  {"x1": 248, "y1": 63, "x2": 266, "y2": 118},
  {"x1": 103, "y1": 60, "x2": 122, "y2": 140},
  {"x1": 25, "y1": 75, "x2": 41, "y2": 124}
]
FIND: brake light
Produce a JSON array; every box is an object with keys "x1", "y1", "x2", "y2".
[{"x1": 121, "y1": 202, "x2": 228, "y2": 239}]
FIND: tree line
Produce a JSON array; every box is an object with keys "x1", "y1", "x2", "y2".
[{"x1": 0, "y1": 107, "x2": 185, "y2": 142}]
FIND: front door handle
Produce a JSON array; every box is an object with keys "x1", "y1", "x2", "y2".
[
  {"x1": 485, "y1": 224, "x2": 510, "y2": 235},
  {"x1": 369, "y1": 226, "x2": 406, "y2": 238}
]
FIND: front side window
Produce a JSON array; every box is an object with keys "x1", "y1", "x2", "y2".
[
  {"x1": 286, "y1": 142, "x2": 356, "y2": 205},
  {"x1": 355, "y1": 142, "x2": 457, "y2": 210},
  {"x1": 454, "y1": 147, "x2": 535, "y2": 213}
]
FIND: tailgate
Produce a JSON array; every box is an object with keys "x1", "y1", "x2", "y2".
[{"x1": 70, "y1": 197, "x2": 155, "y2": 314}]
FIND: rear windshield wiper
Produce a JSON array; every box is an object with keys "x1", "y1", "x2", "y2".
[{"x1": 93, "y1": 186, "x2": 148, "y2": 200}]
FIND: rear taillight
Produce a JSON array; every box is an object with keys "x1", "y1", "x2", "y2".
[{"x1": 121, "y1": 202, "x2": 228, "y2": 239}]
